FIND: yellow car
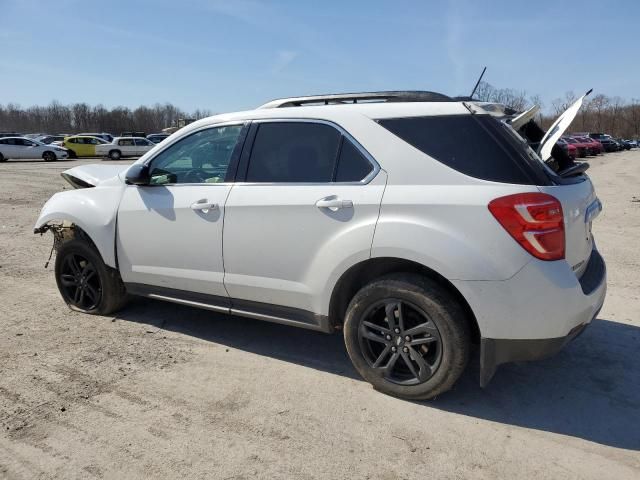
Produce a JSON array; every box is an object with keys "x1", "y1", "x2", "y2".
[{"x1": 62, "y1": 136, "x2": 108, "y2": 158}]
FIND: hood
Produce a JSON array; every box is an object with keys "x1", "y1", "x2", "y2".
[
  {"x1": 61, "y1": 164, "x2": 131, "y2": 188},
  {"x1": 537, "y1": 89, "x2": 592, "y2": 161}
]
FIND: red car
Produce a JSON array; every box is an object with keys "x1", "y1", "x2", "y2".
[
  {"x1": 575, "y1": 136, "x2": 603, "y2": 155},
  {"x1": 562, "y1": 136, "x2": 588, "y2": 157}
]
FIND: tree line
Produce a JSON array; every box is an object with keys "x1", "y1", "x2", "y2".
[
  {"x1": 2, "y1": 86, "x2": 639, "y2": 138},
  {"x1": 0, "y1": 102, "x2": 213, "y2": 135},
  {"x1": 475, "y1": 81, "x2": 640, "y2": 138}
]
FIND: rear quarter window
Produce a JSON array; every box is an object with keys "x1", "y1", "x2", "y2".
[{"x1": 378, "y1": 115, "x2": 550, "y2": 185}]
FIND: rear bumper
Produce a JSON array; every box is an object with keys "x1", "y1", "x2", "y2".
[
  {"x1": 479, "y1": 308, "x2": 597, "y2": 387},
  {"x1": 453, "y1": 248, "x2": 607, "y2": 386}
]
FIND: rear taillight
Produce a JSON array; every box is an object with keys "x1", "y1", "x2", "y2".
[{"x1": 488, "y1": 193, "x2": 565, "y2": 261}]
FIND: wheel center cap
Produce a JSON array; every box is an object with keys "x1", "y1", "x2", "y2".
[{"x1": 395, "y1": 336, "x2": 403, "y2": 346}]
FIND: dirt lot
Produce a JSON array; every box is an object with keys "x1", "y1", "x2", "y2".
[{"x1": 0, "y1": 152, "x2": 639, "y2": 479}]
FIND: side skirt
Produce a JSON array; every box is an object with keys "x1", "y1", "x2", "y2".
[{"x1": 125, "y1": 283, "x2": 333, "y2": 333}]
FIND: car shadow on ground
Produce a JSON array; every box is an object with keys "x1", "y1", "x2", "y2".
[{"x1": 116, "y1": 299, "x2": 639, "y2": 450}]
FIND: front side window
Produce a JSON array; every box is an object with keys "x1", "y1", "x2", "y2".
[
  {"x1": 148, "y1": 125, "x2": 243, "y2": 184},
  {"x1": 119, "y1": 139, "x2": 135, "y2": 146}
]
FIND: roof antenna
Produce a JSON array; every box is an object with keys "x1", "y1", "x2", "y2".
[{"x1": 469, "y1": 66, "x2": 487, "y2": 99}]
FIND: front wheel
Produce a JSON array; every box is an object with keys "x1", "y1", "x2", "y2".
[
  {"x1": 54, "y1": 239, "x2": 128, "y2": 315},
  {"x1": 0, "y1": 153, "x2": 5, "y2": 162},
  {"x1": 343, "y1": 273, "x2": 471, "y2": 400},
  {"x1": 43, "y1": 151, "x2": 56, "y2": 162}
]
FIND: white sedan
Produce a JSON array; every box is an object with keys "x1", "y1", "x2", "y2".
[
  {"x1": 95, "y1": 137, "x2": 156, "y2": 160},
  {"x1": 0, "y1": 137, "x2": 69, "y2": 162}
]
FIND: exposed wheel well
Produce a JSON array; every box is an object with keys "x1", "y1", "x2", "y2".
[
  {"x1": 329, "y1": 257, "x2": 480, "y2": 343},
  {"x1": 38, "y1": 221, "x2": 101, "y2": 258}
]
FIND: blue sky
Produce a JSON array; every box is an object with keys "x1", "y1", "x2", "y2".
[{"x1": 1, "y1": 0, "x2": 638, "y2": 113}]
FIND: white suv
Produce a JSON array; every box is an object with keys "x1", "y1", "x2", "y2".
[{"x1": 34, "y1": 91, "x2": 606, "y2": 399}]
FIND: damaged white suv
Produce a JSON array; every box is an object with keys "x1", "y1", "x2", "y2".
[{"x1": 35, "y1": 91, "x2": 606, "y2": 399}]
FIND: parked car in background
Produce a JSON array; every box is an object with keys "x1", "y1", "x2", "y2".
[
  {"x1": 574, "y1": 136, "x2": 603, "y2": 155},
  {"x1": 588, "y1": 133, "x2": 619, "y2": 152},
  {"x1": 63, "y1": 136, "x2": 109, "y2": 158},
  {"x1": 0, "y1": 137, "x2": 68, "y2": 162},
  {"x1": 36, "y1": 134, "x2": 67, "y2": 145},
  {"x1": 0, "y1": 132, "x2": 23, "y2": 138},
  {"x1": 625, "y1": 139, "x2": 638, "y2": 148},
  {"x1": 562, "y1": 136, "x2": 587, "y2": 157},
  {"x1": 616, "y1": 138, "x2": 632, "y2": 150},
  {"x1": 147, "y1": 133, "x2": 170, "y2": 144},
  {"x1": 95, "y1": 137, "x2": 155, "y2": 160},
  {"x1": 78, "y1": 132, "x2": 114, "y2": 143}
]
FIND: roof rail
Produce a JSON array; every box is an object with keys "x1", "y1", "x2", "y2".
[{"x1": 257, "y1": 90, "x2": 453, "y2": 109}]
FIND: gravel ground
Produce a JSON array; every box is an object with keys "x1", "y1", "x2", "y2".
[{"x1": 0, "y1": 152, "x2": 639, "y2": 479}]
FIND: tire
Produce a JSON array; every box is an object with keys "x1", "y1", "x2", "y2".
[
  {"x1": 43, "y1": 151, "x2": 56, "y2": 162},
  {"x1": 68, "y1": 150, "x2": 77, "y2": 159},
  {"x1": 109, "y1": 150, "x2": 121, "y2": 160},
  {"x1": 343, "y1": 273, "x2": 471, "y2": 400},
  {"x1": 0, "y1": 153, "x2": 5, "y2": 162},
  {"x1": 54, "y1": 239, "x2": 128, "y2": 315}
]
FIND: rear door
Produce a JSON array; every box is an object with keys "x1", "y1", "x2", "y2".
[{"x1": 223, "y1": 120, "x2": 385, "y2": 314}]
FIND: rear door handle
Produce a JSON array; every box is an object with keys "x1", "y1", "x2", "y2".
[
  {"x1": 315, "y1": 197, "x2": 353, "y2": 211},
  {"x1": 191, "y1": 199, "x2": 218, "y2": 213}
]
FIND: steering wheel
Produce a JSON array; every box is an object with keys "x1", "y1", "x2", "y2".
[{"x1": 183, "y1": 169, "x2": 206, "y2": 183}]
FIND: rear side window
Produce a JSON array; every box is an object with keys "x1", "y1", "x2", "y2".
[
  {"x1": 246, "y1": 122, "x2": 341, "y2": 182},
  {"x1": 378, "y1": 115, "x2": 550, "y2": 185},
  {"x1": 335, "y1": 138, "x2": 373, "y2": 182}
]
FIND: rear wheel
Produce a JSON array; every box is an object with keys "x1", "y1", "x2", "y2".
[
  {"x1": 109, "y1": 150, "x2": 121, "y2": 160},
  {"x1": 0, "y1": 153, "x2": 5, "y2": 162},
  {"x1": 344, "y1": 273, "x2": 470, "y2": 400},
  {"x1": 68, "y1": 150, "x2": 77, "y2": 159},
  {"x1": 42, "y1": 151, "x2": 56, "y2": 162},
  {"x1": 55, "y1": 239, "x2": 128, "y2": 315}
]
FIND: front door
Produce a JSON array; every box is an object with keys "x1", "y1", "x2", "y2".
[{"x1": 116, "y1": 123, "x2": 246, "y2": 298}]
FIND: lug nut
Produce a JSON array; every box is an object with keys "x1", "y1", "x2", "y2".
[
  {"x1": 385, "y1": 334, "x2": 392, "y2": 341},
  {"x1": 391, "y1": 346, "x2": 397, "y2": 352},
  {"x1": 394, "y1": 328, "x2": 400, "y2": 334},
  {"x1": 404, "y1": 335, "x2": 410, "y2": 342},
  {"x1": 403, "y1": 347, "x2": 409, "y2": 353}
]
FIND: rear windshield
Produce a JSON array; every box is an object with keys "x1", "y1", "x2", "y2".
[{"x1": 378, "y1": 114, "x2": 551, "y2": 185}]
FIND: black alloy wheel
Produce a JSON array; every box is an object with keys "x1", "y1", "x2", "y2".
[
  {"x1": 358, "y1": 299, "x2": 442, "y2": 385},
  {"x1": 58, "y1": 252, "x2": 102, "y2": 310}
]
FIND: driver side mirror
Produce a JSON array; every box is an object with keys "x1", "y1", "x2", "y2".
[{"x1": 125, "y1": 163, "x2": 151, "y2": 185}]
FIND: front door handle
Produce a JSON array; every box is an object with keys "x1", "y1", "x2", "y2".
[
  {"x1": 315, "y1": 197, "x2": 353, "y2": 211},
  {"x1": 191, "y1": 199, "x2": 218, "y2": 213}
]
